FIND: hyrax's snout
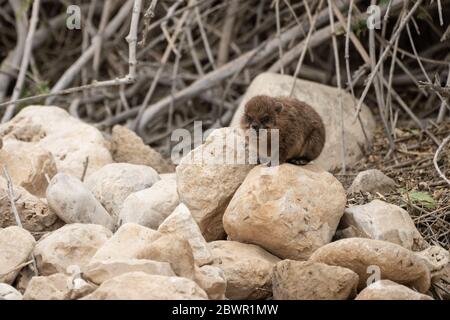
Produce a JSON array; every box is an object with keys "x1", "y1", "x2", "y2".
[{"x1": 251, "y1": 122, "x2": 260, "y2": 131}]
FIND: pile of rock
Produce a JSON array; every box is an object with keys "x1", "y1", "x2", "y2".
[{"x1": 0, "y1": 74, "x2": 448, "y2": 300}]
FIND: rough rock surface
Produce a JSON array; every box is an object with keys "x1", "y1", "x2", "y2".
[
  {"x1": 46, "y1": 173, "x2": 115, "y2": 230},
  {"x1": 24, "y1": 274, "x2": 72, "y2": 300},
  {"x1": 158, "y1": 203, "x2": 212, "y2": 266},
  {"x1": 355, "y1": 280, "x2": 433, "y2": 300},
  {"x1": 0, "y1": 140, "x2": 57, "y2": 197},
  {"x1": 441, "y1": 263, "x2": 450, "y2": 299},
  {"x1": 91, "y1": 223, "x2": 160, "y2": 263},
  {"x1": 0, "y1": 106, "x2": 112, "y2": 177},
  {"x1": 82, "y1": 272, "x2": 208, "y2": 300},
  {"x1": 85, "y1": 163, "x2": 160, "y2": 222},
  {"x1": 0, "y1": 177, "x2": 60, "y2": 232},
  {"x1": 0, "y1": 226, "x2": 35, "y2": 284},
  {"x1": 194, "y1": 265, "x2": 227, "y2": 300},
  {"x1": 223, "y1": 164, "x2": 346, "y2": 260},
  {"x1": 91, "y1": 224, "x2": 195, "y2": 280},
  {"x1": 209, "y1": 240, "x2": 280, "y2": 300},
  {"x1": 23, "y1": 273, "x2": 96, "y2": 300},
  {"x1": 0, "y1": 283, "x2": 23, "y2": 300},
  {"x1": 309, "y1": 238, "x2": 431, "y2": 292},
  {"x1": 272, "y1": 260, "x2": 359, "y2": 300},
  {"x1": 176, "y1": 127, "x2": 255, "y2": 241},
  {"x1": 34, "y1": 223, "x2": 112, "y2": 275},
  {"x1": 119, "y1": 177, "x2": 179, "y2": 229},
  {"x1": 230, "y1": 73, "x2": 376, "y2": 171},
  {"x1": 160, "y1": 172, "x2": 176, "y2": 181},
  {"x1": 341, "y1": 200, "x2": 427, "y2": 251},
  {"x1": 83, "y1": 259, "x2": 175, "y2": 284},
  {"x1": 137, "y1": 233, "x2": 196, "y2": 280},
  {"x1": 416, "y1": 246, "x2": 449, "y2": 280},
  {"x1": 347, "y1": 169, "x2": 396, "y2": 194},
  {"x1": 110, "y1": 125, "x2": 175, "y2": 173}
]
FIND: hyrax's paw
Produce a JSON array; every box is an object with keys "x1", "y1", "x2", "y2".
[{"x1": 288, "y1": 157, "x2": 309, "y2": 166}]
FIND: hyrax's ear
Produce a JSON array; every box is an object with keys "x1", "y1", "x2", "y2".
[{"x1": 274, "y1": 102, "x2": 283, "y2": 113}]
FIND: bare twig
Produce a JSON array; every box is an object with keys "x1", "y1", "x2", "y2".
[
  {"x1": 332, "y1": 0, "x2": 370, "y2": 148},
  {"x1": 369, "y1": 0, "x2": 394, "y2": 155},
  {"x1": 274, "y1": 0, "x2": 284, "y2": 74},
  {"x1": 405, "y1": 22, "x2": 449, "y2": 116},
  {"x1": 160, "y1": 0, "x2": 184, "y2": 56},
  {"x1": 437, "y1": 0, "x2": 443, "y2": 26},
  {"x1": 3, "y1": 166, "x2": 22, "y2": 228},
  {"x1": 353, "y1": 0, "x2": 423, "y2": 120},
  {"x1": 419, "y1": 82, "x2": 450, "y2": 98},
  {"x1": 92, "y1": 0, "x2": 112, "y2": 79},
  {"x1": 134, "y1": 4, "x2": 333, "y2": 132},
  {"x1": 125, "y1": 0, "x2": 143, "y2": 80},
  {"x1": 0, "y1": 0, "x2": 28, "y2": 102},
  {"x1": 45, "y1": 0, "x2": 135, "y2": 105},
  {"x1": 81, "y1": 157, "x2": 89, "y2": 182},
  {"x1": 217, "y1": 0, "x2": 239, "y2": 67},
  {"x1": 327, "y1": 0, "x2": 346, "y2": 173},
  {"x1": 437, "y1": 65, "x2": 450, "y2": 123},
  {"x1": 186, "y1": 26, "x2": 205, "y2": 75},
  {"x1": 2, "y1": 0, "x2": 40, "y2": 122},
  {"x1": 2, "y1": 165, "x2": 39, "y2": 276},
  {"x1": 433, "y1": 134, "x2": 450, "y2": 186},
  {"x1": 289, "y1": 0, "x2": 324, "y2": 96},
  {"x1": 441, "y1": 25, "x2": 450, "y2": 41},
  {"x1": 0, "y1": 0, "x2": 142, "y2": 109},
  {"x1": 385, "y1": 80, "x2": 441, "y2": 146},
  {"x1": 0, "y1": 77, "x2": 134, "y2": 108},
  {"x1": 139, "y1": 0, "x2": 159, "y2": 46},
  {"x1": 330, "y1": 1, "x2": 440, "y2": 146},
  {"x1": 194, "y1": 1, "x2": 216, "y2": 69}
]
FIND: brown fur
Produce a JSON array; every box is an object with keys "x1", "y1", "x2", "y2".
[{"x1": 241, "y1": 95, "x2": 325, "y2": 164}]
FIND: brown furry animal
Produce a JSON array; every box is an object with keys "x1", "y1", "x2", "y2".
[{"x1": 241, "y1": 95, "x2": 325, "y2": 164}]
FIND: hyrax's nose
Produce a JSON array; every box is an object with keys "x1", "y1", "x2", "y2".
[{"x1": 251, "y1": 123, "x2": 259, "y2": 131}]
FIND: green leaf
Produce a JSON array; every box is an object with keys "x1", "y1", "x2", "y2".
[
  {"x1": 416, "y1": 6, "x2": 433, "y2": 23},
  {"x1": 17, "y1": 0, "x2": 33, "y2": 20},
  {"x1": 406, "y1": 191, "x2": 436, "y2": 209},
  {"x1": 352, "y1": 19, "x2": 367, "y2": 37},
  {"x1": 36, "y1": 82, "x2": 50, "y2": 95}
]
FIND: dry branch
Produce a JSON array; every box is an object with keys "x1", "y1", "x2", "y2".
[
  {"x1": 433, "y1": 134, "x2": 450, "y2": 186},
  {"x1": 2, "y1": 0, "x2": 41, "y2": 122},
  {"x1": 353, "y1": 0, "x2": 423, "y2": 120},
  {"x1": 0, "y1": 0, "x2": 28, "y2": 102}
]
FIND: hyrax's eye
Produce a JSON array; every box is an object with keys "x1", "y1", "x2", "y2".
[
  {"x1": 245, "y1": 115, "x2": 252, "y2": 123},
  {"x1": 261, "y1": 116, "x2": 270, "y2": 124}
]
